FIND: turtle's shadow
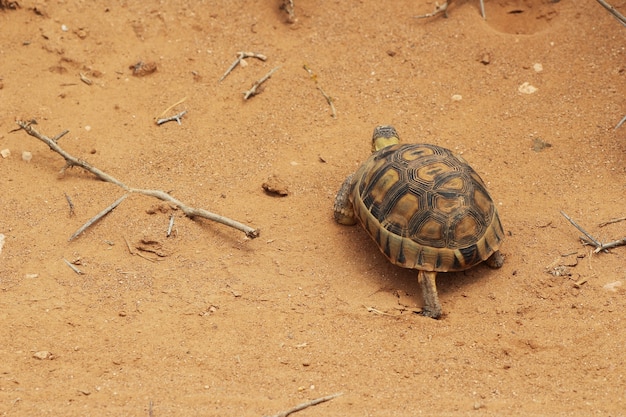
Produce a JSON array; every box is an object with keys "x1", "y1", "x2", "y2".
[{"x1": 335, "y1": 223, "x2": 498, "y2": 306}]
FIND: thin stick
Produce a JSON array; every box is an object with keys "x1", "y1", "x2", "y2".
[
  {"x1": 560, "y1": 211, "x2": 602, "y2": 248},
  {"x1": 596, "y1": 0, "x2": 626, "y2": 27},
  {"x1": 265, "y1": 392, "x2": 343, "y2": 417},
  {"x1": 479, "y1": 0, "x2": 486, "y2": 19},
  {"x1": 69, "y1": 194, "x2": 129, "y2": 241},
  {"x1": 615, "y1": 114, "x2": 626, "y2": 130},
  {"x1": 156, "y1": 110, "x2": 187, "y2": 126},
  {"x1": 219, "y1": 52, "x2": 267, "y2": 83},
  {"x1": 17, "y1": 121, "x2": 260, "y2": 239},
  {"x1": 156, "y1": 97, "x2": 187, "y2": 121},
  {"x1": 79, "y1": 72, "x2": 92, "y2": 86},
  {"x1": 594, "y1": 238, "x2": 626, "y2": 252},
  {"x1": 64, "y1": 192, "x2": 75, "y2": 217},
  {"x1": 167, "y1": 214, "x2": 175, "y2": 237},
  {"x1": 63, "y1": 258, "x2": 84, "y2": 275},
  {"x1": 599, "y1": 216, "x2": 626, "y2": 227},
  {"x1": 303, "y1": 65, "x2": 337, "y2": 118},
  {"x1": 317, "y1": 86, "x2": 336, "y2": 117},
  {"x1": 244, "y1": 66, "x2": 280, "y2": 100}
]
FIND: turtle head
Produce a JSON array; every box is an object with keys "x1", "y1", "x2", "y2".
[{"x1": 371, "y1": 125, "x2": 400, "y2": 152}]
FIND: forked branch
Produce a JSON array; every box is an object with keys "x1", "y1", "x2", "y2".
[{"x1": 16, "y1": 120, "x2": 260, "y2": 239}]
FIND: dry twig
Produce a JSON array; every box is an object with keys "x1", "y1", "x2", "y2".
[
  {"x1": 79, "y1": 72, "x2": 92, "y2": 85},
  {"x1": 303, "y1": 64, "x2": 337, "y2": 118},
  {"x1": 596, "y1": 0, "x2": 626, "y2": 27},
  {"x1": 219, "y1": 52, "x2": 267, "y2": 82},
  {"x1": 561, "y1": 211, "x2": 626, "y2": 253},
  {"x1": 64, "y1": 192, "x2": 75, "y2": 217},
  {"x1": 69, "y1": 194, "x2": 128, "y2": 241},
  {"x1": 63, "y1": 258, "x2": 84, "y2": 275},
  {"x1": 244, "y1": 66, "x2": 280, "y2": 100},
  {"x1": 264, "y1": 392, "x2": 343, "y2": 417},
  {"x1": 167, "y1": 214, "x2": 175, "y2": 237},
  {"x1": 560, "y1": 211, "x2": 601, "y2": 247},
  {"x1": 16, "y1": 121, "x2": 260, "y2": 239},
  {"x1": 599, "y1": 216, "x2": 626, "y2": 227},
  {"x1": 156, "y1": 110, "x2": 187, "y2": 126}
]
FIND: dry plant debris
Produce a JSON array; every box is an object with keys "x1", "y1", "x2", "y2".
[
  {"x1": 303, "y1": 64, "x2": 337, "y2": 118},
  {"x1": 596, "y1": 0, "x2": 626, "y2": 26},
  {"x1": 264, "y1": 392, "x2": 343, "y2": 417},
  {"x1": 219, "y1": 51, "x2": 267, "y2": 83},
  {"x1": 279, "y1": 0, "x2": 297, "y2": 23},
  {"x1": 561, "y1": 211, "x2": 626, "y2": 253},
  {"x1": 16, "y1": 120, "x2": 260, "y2": 239},
  {"x1": 244, "y1": 66, "x2": 280, "y2": 100},
  {"x1": 415, "y1": 0, "x2": 486, "y2": 19}
]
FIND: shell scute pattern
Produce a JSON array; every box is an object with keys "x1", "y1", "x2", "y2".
[{"x1": 351, "y1": 142, "x2": 503, "y2": 272}]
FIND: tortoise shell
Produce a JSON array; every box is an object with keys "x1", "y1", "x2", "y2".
[{"x1": 349, "y1": 142, "x2": 504, "y2": 272}]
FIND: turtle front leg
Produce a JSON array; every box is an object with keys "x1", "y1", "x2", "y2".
[
  {"x1": 418, "y1": 270, "x2": 442, "y2": 319},
  {"x1": 333, "y1": 173, "x2": 357, "y2": 225}
]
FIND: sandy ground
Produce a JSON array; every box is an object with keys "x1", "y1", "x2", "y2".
[{"x1": 1, "y1": 0, "x2": 625, "y2": 416}]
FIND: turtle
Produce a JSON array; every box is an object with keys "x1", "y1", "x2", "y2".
[{"x1": 333, "y1": 125, "x2": 504, "y2": 319}]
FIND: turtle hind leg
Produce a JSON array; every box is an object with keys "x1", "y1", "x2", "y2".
[
  {"x1": 333, "y1": 173, "x2": 357, "y2": 225},
  {"x1": 418, "y1": 270, "x2": 442, "y2": 319},
  {"x1": 485, "y1": 250, "x2": 504, "y2": 269}
]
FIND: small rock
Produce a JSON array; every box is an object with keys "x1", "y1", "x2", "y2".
[
  {"x1": 25, "y1": 273, "x2": 39, "y2": 279},
  {"x1": 33, "y1": 351, "x2": 54, "y2": 360},
  {"x1": 518, "y1": 82, "x2": 538, "y2": 94},
  {"x1": 479, "y1": 52, "x2": 491, "y2": 65},
  {"x1": 262, "y1": 174, "x2": 290, "y2": 197},
  {"x1": 130, "y1": 61, "x2": 157, "y2": 77},
  {"x1": 0, "y1": 234, "x2": 5, "y2": 254},
  {"x1": 451, "y1": 94, "x2": 462, "y2": 101},
  {"x1": 22, "y1": 151, "x2": 32, "y2": 162},
  {"x1": 603, "y1": 281, "x2": 622, "y2": 292},
  {"x1": 533, "y1": 63, "x2": 543, "y2": 72},
  {"x1": 473, "y1": 402, "x2": 485, "y2": 410},
  {"x1": 1, "y1": 149, "x2": 10, "y2": 158}
]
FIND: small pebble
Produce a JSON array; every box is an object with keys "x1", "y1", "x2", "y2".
[
  {"x1": 451, "y1": 94, "x2": 462, "y2": 101},
  {"x1": 33, "y1": 351, "x2": 54, "y2": 360},
  {"x1": 1, "y1": 149, "x2": 10, "y2": 158},
  {"x1": 61, "y1": 24, "x2": 68, "y2": 32},
  {"x1": 22, "y1": 151, "x2": 32, "y2": 162},
  {"x1": 84, "y1": 125, "x2": 91, "y2": 132},
  {"x1": 533, "y1": 63, "x2": 543, "y2": 72},
  {"x1": 262, "y1": 174, "x2": 290, "y2": 197},
  {"x1": 603, "y1": 281, "x2": 622, "y2": 292},
  {"x1": 518, "y1": 82, "x2": 538, "y2": 94}
]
